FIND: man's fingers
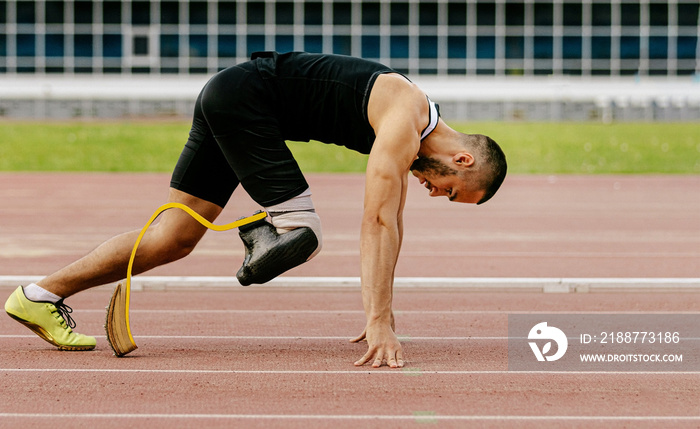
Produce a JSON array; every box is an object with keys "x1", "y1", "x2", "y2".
[
  {"x1": 356, "y1": 348, "x2": 405, "y2": 368},
  {"x1": 385, "y1": 348, "x2": 405, "y2": 368},
  {"x1": 352, "y1": 324, "x2": 404, "y2": 368},
  {"x1": 354, "y1": 349, "x2": 374, "y2": 366},
  {"x1": 371, "y1": 347, "x2": 387, "y2": 368},
  {"x1": 396, "y1": 349, "x2": 405, "y2": 368},
  {"x1": 349, "y1": 329, "x2": 367, "y2": 343}
]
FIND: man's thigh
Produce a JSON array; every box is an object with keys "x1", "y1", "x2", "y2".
[{"x1": 170, "y1": 91, "x2": 240, "y2": 208}]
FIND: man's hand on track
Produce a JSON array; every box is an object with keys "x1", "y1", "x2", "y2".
[{"x1": 350, "y1": 322, "x2": 404, "y2": 368}]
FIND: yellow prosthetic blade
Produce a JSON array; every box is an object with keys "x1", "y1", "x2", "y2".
[{"x1": 105, "y1": 203, "x2": 267, "y2": 357}]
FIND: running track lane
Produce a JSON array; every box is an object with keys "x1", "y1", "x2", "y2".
[
  {"x1": 1, "y1": 173, "x2": 698, "y2": 427},
  {"x1": 1, "y1": 173, "x2": 699, "y2": 278},
  {"x1": 1, "y1": 288, "x2": 698, "y2": 428}
]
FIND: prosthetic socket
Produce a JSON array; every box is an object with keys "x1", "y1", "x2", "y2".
[{"x1": 236, "y1": 189, "x2": 322, "y2": 286}]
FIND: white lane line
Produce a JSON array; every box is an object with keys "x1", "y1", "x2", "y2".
[
  {"x1": 2, "y1": 368, "x2": 698, "y2": 375},
  {"x1": 3, "y1": 335, "x2": 700, "y2": 341},
  {"x1": 2, "y1": 276, "x2": 699, "y2": 291},
  {"x1": 0, "y1": 335, "x2": 508, "y2": 340},
  {"x1": 0, "y1": 413, "x2": 697, "y2": 422},
  {"x1": 73, "y1": 309, "x2": 700, "y2": 315}
]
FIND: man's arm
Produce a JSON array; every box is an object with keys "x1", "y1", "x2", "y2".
[
  {"x1": 352, "y1": 156, "x2": 408, "y2": 368},
  {"x1": 351, "y1": 74, "x2": 427, "y2": 368}
]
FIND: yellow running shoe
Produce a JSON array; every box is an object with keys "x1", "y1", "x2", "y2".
[{"x1": 5, "y1": 286, "x2": 96, "y2": 351}]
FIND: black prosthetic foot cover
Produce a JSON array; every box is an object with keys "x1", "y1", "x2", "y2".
[{"x1": 236, "y1": 218, "x2": 318, "y2": 286}]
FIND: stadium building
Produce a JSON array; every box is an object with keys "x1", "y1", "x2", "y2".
[{"x1": 1, "y1": 0, "x2": 699, "y2": 120}]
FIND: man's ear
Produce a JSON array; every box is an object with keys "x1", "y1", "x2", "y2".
[{"x1": 453, "y1": 152, "x2": 475, "y2": 169}]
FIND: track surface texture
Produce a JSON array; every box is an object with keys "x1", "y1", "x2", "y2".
[
  {"x1": 1, "y1": 173, "x2": 698, "y2": 278},
  {"x1": 1, "y1": 172, "x2": 699, "y2": 428}
]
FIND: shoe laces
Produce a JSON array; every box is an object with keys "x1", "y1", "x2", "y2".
[{"x1": 52, "y1": 300, "x2": 77, "y2": 330}]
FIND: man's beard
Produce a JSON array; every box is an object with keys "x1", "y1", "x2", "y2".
[{"x1": 410, "y1": 157, "x2": 458, "y2": 177}]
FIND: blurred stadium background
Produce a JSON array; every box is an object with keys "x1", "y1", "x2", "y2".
[{"x1": 0, "y1": 0, "x2": 698, "y2": 121}]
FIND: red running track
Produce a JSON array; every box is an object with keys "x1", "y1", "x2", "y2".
[
  {"x1": 1, "y1": 287, "x2": 699, "y2": 428},
  {"x1": 1, "y1": 173, "x2": 699, "y2": 278},
  {"x1": 0, "y1": 173, "x2": 699, "y2": 427}
]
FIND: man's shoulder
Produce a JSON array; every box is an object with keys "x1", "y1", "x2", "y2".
[
  {"x1": 372, "y1": 74, "x2": 426, "y2": 107},
  {"x1": 369, "y1": 74, "x2": 428, "y2": 129}
]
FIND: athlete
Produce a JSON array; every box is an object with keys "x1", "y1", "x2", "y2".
[{"x1": 5, "y1": 52, "x2": 507, "y2": 368}]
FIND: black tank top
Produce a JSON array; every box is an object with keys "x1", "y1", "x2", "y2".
[{"x1": 250, "y1": 51, "x2": 395, "y2": 154}]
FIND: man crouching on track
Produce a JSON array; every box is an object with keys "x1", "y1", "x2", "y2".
[{"x1": 4, "y1": 52, "x2": 507, "y2": 368}]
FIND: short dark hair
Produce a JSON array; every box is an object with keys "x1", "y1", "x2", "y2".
[{"x1": 471, "y1": 135, "x2": 507, "y2": 205}]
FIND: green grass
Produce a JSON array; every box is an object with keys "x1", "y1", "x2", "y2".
[
  {"x1": 461, "y1": 122, "x2": 700, "y2": 174},
  {"x1": 0, "y1": 121, "x2": 699, "y2": 174},
  {"x1": 0, "y1": 121, "x2": 188, "y2": 172}
]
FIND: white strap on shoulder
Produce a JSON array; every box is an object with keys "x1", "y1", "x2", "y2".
[{"x1": 420, "y1": 97, "x2": 440, "y2": 141}]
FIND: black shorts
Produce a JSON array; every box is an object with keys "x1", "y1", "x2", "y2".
[{"x1": 170, "y1": 62, "x2": 308, "y2": 208}]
